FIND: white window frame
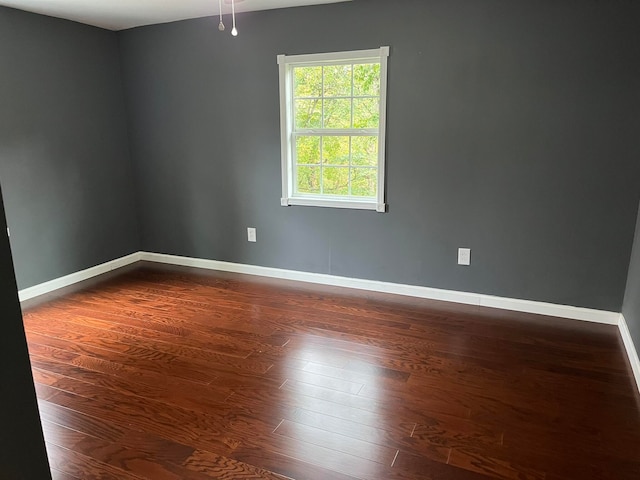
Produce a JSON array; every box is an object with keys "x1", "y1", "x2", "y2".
[{"x1": 278, "y1": 47, "x2": 390, "y2": 213}]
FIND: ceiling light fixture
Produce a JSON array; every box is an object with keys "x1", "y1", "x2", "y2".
[{"x1": 218, "y1": 0, "x2": 239, "y2": 36}]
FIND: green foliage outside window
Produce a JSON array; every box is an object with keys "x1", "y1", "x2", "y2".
[{"x1": 293, "y1": 62, "x2": 381, "y2": 198}]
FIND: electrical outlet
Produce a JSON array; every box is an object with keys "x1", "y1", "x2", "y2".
[
  {"x1": 247, "y1": 227, "x2": 256, "y2": 242},
  {"x1": 458, "y1": 248, "x2": 470, "y2": 266}
]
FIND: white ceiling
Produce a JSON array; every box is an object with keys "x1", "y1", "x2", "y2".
[{"x1": 0, "y1": 0, "x2": 351, "y2": 31}]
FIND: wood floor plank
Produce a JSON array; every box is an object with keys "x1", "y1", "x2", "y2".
[
  {"x1": 273, "y1": 419, "x2": 398, "y2": 465},
  {"x1": 45, "y1": 441, "x2": 146, "y2": 480},
  {"x1": 50, "y1": 469, "x2": 80, "y2": 480},
  {"x1": 38, "y1": 398, "x2": 130, "y2": 444},
  {"x1": 406, "y1": 414, "x2": 504, "y2": 452},
  {"x1": 182, "y1": 449, "x2": 291, "y2": 479},
  {"x1": 42, "y1": 419, "x2": 214, "y2": 480},
  {"x1": 391, "y1": 449, "x2": 495, "y2": 480},
  {"x1": 288, "y1": 406, "x2": 414, "y2": 446},
  {"x1": 22, "y1": 264, "x2": 640, "y2": 479},
  {"x1": 236, "y1": 429, "x2": 388, "y2": 479},
  {"x1": 30, "y1": 354, "x2": 233, "y2": 414},
  {"x1": 25, "y1": 308, "x2": 268, "y2": 359},
  {"x1": 217, "y1": 444, "x2": 361, "y2": 480},
  {"x1": 448, "y1": 447, "x2": 546, "y2": 480},
  {"x1": 278, "y1": 379, "x2": 445, "y2": 426},
  {"x1": 36, "y1": 381, "x2": 240, "y2": 457},
  {"x1": 26, "y1": 330, "x2": 222, "y2": 384}
]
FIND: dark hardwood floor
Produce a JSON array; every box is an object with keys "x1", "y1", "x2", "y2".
[{"x1": 21, "y1": 262, "x2": 640, "y2": 479}]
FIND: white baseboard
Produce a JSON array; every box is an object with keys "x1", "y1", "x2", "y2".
[
  {"x1": 139, "y1": 252, "x2": 621, "y2": 325},
  {"x1": 17, "y1": 250, "x2": 639, "y2": 394},
  {"x1": 619, "y1": 314, "x2": 640, "y2": 393},
  {"x1": 17, "y1": 250, "x2": 621, "y2": 325},
  {"x1": 18, "y1": 252, "x2": 141, "y2": 302}
]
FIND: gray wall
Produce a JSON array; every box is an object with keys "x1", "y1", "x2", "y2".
[
  {"x1": 0, "y1": 187, "x2": 51, "y2": 479},
  {"x1": 119, "y1": 0, "x2": 640, "y2": 312},
  {"x1": 0, "y1": 6, "x2": 140, "y2": 290},
  {"x1": 623, "y1": 202, "x2": 640, "y2": 349}
]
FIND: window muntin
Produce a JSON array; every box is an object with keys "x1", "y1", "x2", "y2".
[{"x1": 278, "y1": 48, "x2": 389, "y2": 212}]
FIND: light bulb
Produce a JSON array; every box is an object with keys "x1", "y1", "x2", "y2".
[{"x1": 230, "y1": 0, "x2": 237, "y2": 36}]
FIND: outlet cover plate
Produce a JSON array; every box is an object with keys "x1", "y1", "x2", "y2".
[{"x1": 458, "y1": 248, "x2": 470, "y2": 266}]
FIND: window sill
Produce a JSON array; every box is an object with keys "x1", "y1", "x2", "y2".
[{"x1": 281, "y1": 197, "x2": 386, "y2": 212}]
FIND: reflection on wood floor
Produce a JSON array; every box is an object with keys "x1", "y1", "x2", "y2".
[{"x1": 22, "y1": 262, "x2": 640, "y2": 479}]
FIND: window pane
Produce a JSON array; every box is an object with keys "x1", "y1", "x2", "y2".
[
  {"x1": 295, "y1": 99, "x2": 322, "y2": 128},
  {"x1": 324, "y1": 99, "x2": 351, "y2": 128},
  {"x1": 296, "y1": 166, "x2": 321, "y2": 194},
  {"x1": 323, "y1": 65, "x2": 352, "y2": 97},
  {"x1": 351, "y1": 168, "x2": 377, "y2": 197},
  {"x1": 351, "y1": 136, "x2": 378, "y2": 166},
  {"x1": 294, "y1": 66, "x2": 322, "y2": 97},
  {"x1": 296, "y1": 136, "x2": 321, "y2": 164},
  {"x1": 323, "y1": 167, "x2": 349, "y2": 195},
  {"x1": 353, "y1": 63, "x2": 380, "y2": 97},
  {"x1": 353, "y1": 98, "x2": 379, "y2": 128},
  {"x1": 322, "y1": 136, "x2": 350, "y2": 165}
]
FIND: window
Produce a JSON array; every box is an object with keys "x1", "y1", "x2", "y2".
[{"x1": 278, "y1": 47, "x2": 389, "y2": 212}]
